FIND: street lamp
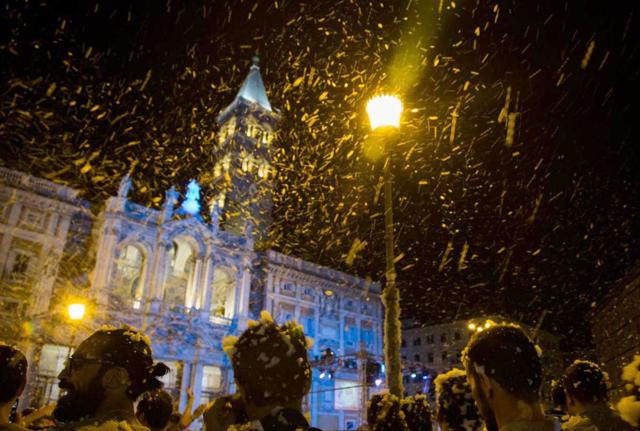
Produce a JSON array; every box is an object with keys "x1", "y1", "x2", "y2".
[
  {"x1": 67, "y1": 303, "x2": 86, "y2": 321},
  {"x1": 366, "y1": 94, "x2": 403, "y2": 397}
]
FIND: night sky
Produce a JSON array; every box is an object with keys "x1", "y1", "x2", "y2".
[{"x1": 1, "y1": 0, "x2": 639, "y2": 353}]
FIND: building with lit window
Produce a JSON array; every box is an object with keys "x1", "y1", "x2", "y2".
[
  {"x1": 400, "y1": 316, "x2": 563, "y2": 399},
  {"x1": 591, "y1": 263, "x2": 640, "y2": 401},
  {"x1": 0, "y1": 57, "x2": 383, "y2": 431}
]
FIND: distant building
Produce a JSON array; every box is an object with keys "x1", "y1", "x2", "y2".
[
  {"x1": 591, "y1": 263, "x2": 640, "y2": 401},
  {"x1": 400, "y1": 319, "x2": 469, "y2": 396},
  {"x1": 0, "y1": 57, "x2": 383, "y2": 431},
  {"x1": 400, "y1": 316, "x2": 563, "y2": 400}
]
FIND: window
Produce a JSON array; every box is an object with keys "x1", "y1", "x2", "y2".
[
  {"x1": 281, "y1": 283, "x2": 296, "y2": 297},
  {"x1": 413, "y1": 337, "x2": 421, "y2": 346},
  {"x1": 441, "y1": 333, "x2": 447, "y2": 343},
  {"x1": 159, "y1": 361, "x2": 182, "y2": 400},
  {"x1": 301, "y1": 308, "x2": 315, "y2": 338},
  {"x1": 427, "y1": 352, "x2": 434, "y2": 363},
  {"x1": 454, "y1": 331, "x2": 461, "y2": 341},
  {"x1": 200, "y1": 366, "x2": 222, "y2": 404},
  {"x1": 164, "y1": 238, "x2": 196, "y2": 309},
  {"x1": 414, "y1": 354, "x2": 421, "y2": 362},
  {"x1": 210, "y1": 267, "x2": 236, "y2": 319},
  {"x1": 401, "y1": 339, "x2": 406, "y2": 348},
  {"x1": 344, "y1": 317, "x2": 358, "y2": 351},
  {"x1": 10, "y1": 253, "x2": 30, "y2": 278},
  {"x1": 441, "y1": 351, "x2": 448, "y2": 361},
  {"x1": 360, "y1": 321, "x2": 374, "y2": 350},
  {"x1": 112, "y1": 245, "x2": 145, "y2": 303},
  {"x1": 402, "y1": 355, "x2": 407, "y2": 360},
  {"x1": 276, "y1": 302, "x2": 295, "y2": 325},
  {"x1": 426, "y1": 334, "x2": 434, "y2": 344}
]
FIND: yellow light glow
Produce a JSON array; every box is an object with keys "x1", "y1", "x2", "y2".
[
  {"x1": 484, "y1": 321, "x2": 491, "y2": 329},
  {"x1": 67, "y1": 303, "x2": 86, "y2": 321},
  {"x1": 366, "y1": 95, "x2": 403, "y2": 131},
  {"x1": 476, "y1": 327, "x2": 483, "y2": 332},
  {"x1": 468, "y1": 323, "x2": 476, "y2": 330}
]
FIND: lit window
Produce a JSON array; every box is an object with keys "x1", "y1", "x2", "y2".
[
  {"x1": 9, "y1": 253, "x2": 30, "y2": 278},
  {"x1": 200, "y1": 366, "x2": 222, "y2": 404}
]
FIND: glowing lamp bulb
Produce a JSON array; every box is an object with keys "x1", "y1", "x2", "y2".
[
  {"x1": 375, "y1": 378, "x2": 383, "y2": 387},
  {"x1": 68, "y1": 303, "x2": 86, "y2": 321},
  {"x1": 485, "y1": 321, "x2": 491, "y2": 328},
  {"x1": 410, "y1": 373, "x2": 417, "y2": 379},
  {"x1": 468, "y1": 323, "x2": 476, "y2": 330},
  {"x1": 366, "y1": 95, "x2": 403, "y2": 131}
]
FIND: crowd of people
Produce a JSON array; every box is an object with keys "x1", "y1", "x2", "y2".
[{"x1": 1, "y1": 316, "x2": 639, "y2": 431}]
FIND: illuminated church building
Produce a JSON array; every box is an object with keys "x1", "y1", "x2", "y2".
[{"x1": 0, "y1": 58, "x2": 383, "y2": 430}]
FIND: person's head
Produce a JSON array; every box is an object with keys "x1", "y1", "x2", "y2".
[
  {"x1": 550, "y1": 378, "x2": 567, "y2": 412},
  {"x1": 366, "y1": 393, "x2": 406, "y2": 431},
  {"x1": 562, "y1": 360, "x2": 609, "y2": 414},
  {"x1": 434, "y1": 369, "x2": 483, "y2": 431},
  {"x1": 617, "y1": 355, "x2": 640, "y2": 428},
  {"x1": 401, "y1": 394, "x2": 432, "y2": 431},
  {"x1": 222, "y1": 311, "x2": 312, "y2": 419},
  {"x1": 0, "y1": 345, "x2": 27, "y2": 410},
  {"x1": 136, "y1": 389, "x2": 174, "y2": 431},
  {"x1": 462, "y1": 324, "x2": 542, "y2": 431},
  {"x1": 55, "y1": 327, "x2": 169, "y2": 423}
]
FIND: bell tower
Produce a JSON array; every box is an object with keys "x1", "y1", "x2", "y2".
[{"x1": 209, "y1": 56, "x2": 279, "y2": 247}]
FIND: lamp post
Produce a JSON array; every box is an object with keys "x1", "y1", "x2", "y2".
[{"x1": 366, "y1": 94, "x2": 403, "y2": 397}]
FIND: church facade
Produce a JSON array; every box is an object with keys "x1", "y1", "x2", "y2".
[{"x1": 0, "y1": 59, "x2": 383, "y2": 430}]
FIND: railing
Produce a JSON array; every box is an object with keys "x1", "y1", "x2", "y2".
[
  {"x1": 0, "y1": 167, "x2": 79, "y2": 201},
  {"x1": 105, "y1": 296, "x2": 234, "y2": 329}
]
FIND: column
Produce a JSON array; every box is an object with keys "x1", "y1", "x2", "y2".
[
  {"x1": 192, "y1": 363, "x2": 204, "y2": 406},
  {"x1": 338, "y1": 312, "x2": 345, "y2": 354},
  {"x1": 235, "y1": 255, "x2": 252, "y2": 327},
  {"x1": 0, "y1": 201, "x2": 22, "y2": 272},
  {"x1": 17, "y1": 341, "x2": 40, "y2": 410},
  {"x1": 178, "y1": 362, "x2": 192, "y2": 412},
  {"x1": 197, "y1": 257, "x2": 213, "y2": 311},
  {"x1": 202, "y1": 258, "x2": 216, "y2": 318},
  {"x1": 31, "y1": 244, "x2": 60, "y2": 315},
  {"x1": 139, "y1": 247, "x2": 155, "y2": 303},
  {"x1": 149, "y1": 241, "x2": 170, "y2": 301},
  {"x1": 185, "y1": 257, "x2": 202, "y2": 309},
  {"x1": 91, "y1": 218, "x2": 119, "y2": 303},
  {"x1": 313, "y1": 304, "x2": 321, "y2": 357},
  {"x1": 46, "y1": 212, "x2": 60, "y2": 236}
]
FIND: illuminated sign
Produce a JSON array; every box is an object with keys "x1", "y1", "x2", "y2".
[{"x1": 334, "y1": 379, "x2": 361, "y2": 411}]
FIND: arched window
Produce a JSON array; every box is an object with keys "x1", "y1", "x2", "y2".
[
  {"x1": 112, "y1": 244, "x2": 145, "y2": 303},
  {"x1": 164, "y1": 237, "x2": 196, "y2": 308},
  {"x1": 210, "y1": 267, "x2": 236, "y2": 319}
]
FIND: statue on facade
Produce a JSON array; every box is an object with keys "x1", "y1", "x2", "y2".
[
  {"x1": 243, "y1": 220, "x2": 255, "y2": 250},
  {"x1": 180, "y1": 179, "x2": 202, "y2": 217},
  {"x1": 209, "y1": 200, "x2": 222, "y2": 233},
  {"x1": 160, "y1": 186, "x2": 179, "y2": 223},
  {"x1": 117, "y1": 174, "x2": 133, "y2": 199}
]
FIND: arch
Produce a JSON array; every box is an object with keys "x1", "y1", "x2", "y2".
[
  {"x1": 111, "y1": 242, "x2": 147, "y2": 304},
  {"x1": 163, "y1": 236, "x2": 198, "y2": 308},
  {"x1": 210, "y1": 265, "x2": 237, "y2": 319}
]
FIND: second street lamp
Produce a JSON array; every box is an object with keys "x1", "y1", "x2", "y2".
[{"x1": 366, "y1": 94, "x2": 403, "y2": 397}]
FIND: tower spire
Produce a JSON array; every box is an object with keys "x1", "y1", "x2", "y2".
[{"x1": 233, "y1": 55, "x2": 272, "y2": 112}]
